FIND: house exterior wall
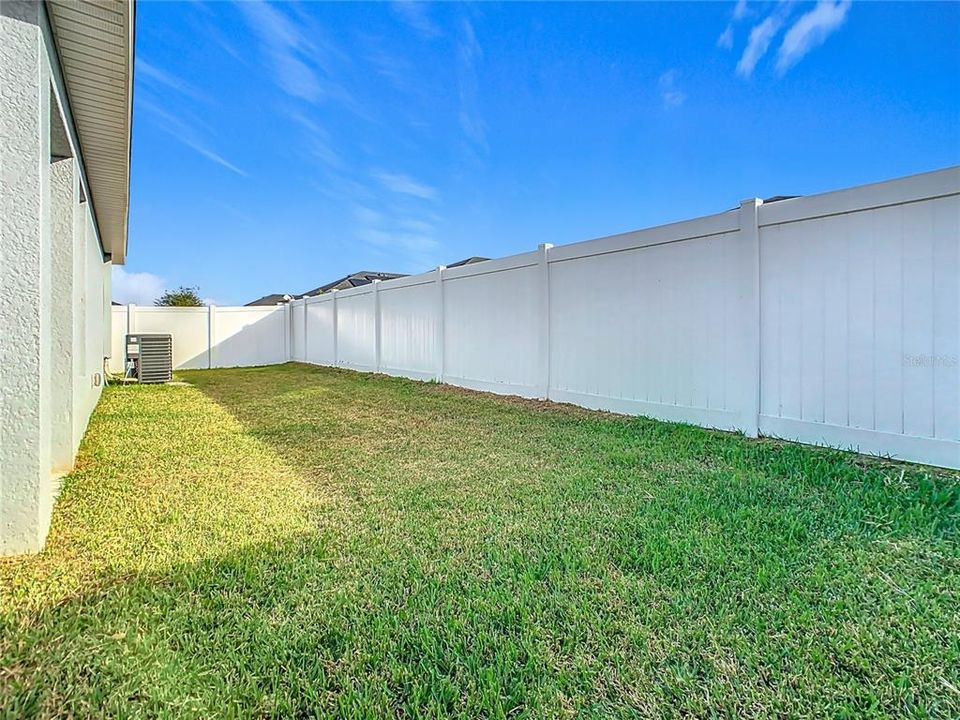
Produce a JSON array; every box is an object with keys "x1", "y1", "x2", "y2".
[
  {"x1": 49, "y1": 158, "x2": 78, "y2": 473},
  {"x1": 1, "y1": 4, "x2": 112, "y2": 555}
]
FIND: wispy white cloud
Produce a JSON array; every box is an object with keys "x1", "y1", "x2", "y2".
[
  {"x1": 306, "y1": 135, "x2": 342, "y2": 171},
  {"x1": 373, "y1": 170, "x2": 438, "y2": 201},
  {"x1": 351, "y1": 179, "x2": 445, "y2": 270},
  {"x1": 457, "y1": 18, "x2": 487, "y2": 154},
  {"x1": 242, "y1": 1, "x2": 321, "y2": 101},
  {"x1": 391, "y1": 1, "x2": 441, "y2": 39},
  {"x1": 718, "y1": 0, "x2": 751, "y2": 50},
  {"x1": 717, "y1": 25, "x2": 734, "y2": 50},
  {"x1": 356, "y1": 227, "x2": 440, "y2": 272},
  {"x1": 365, "y1": 43, "x2": 416, "y2": 94},
  {"x1": 776, "y1": 0, "x2": 851, "y2": 74},
  {"x1": 352, "y1": 204, "x2": 383, "y2": 226},
  {"x1": 186, "y1": 144, "x2": 245, "y2": 176},
  {"x1": 309, "y1": 172, "x2": 372, "y2": 207},
  {"x1": 138, "y1": 97, "x2": 248, "y2": 176},
  {"x1": 212, "y1": 199, "x2": 256, "y2": 225},
  {"x1": 397, "y1": 218, "x2": 435, "y2": 235},
  {"x1": 285, "y1": 110, "x2": 343, "y2": 169},
  {"x1": 358, "y1": 227, "x2": 438, "y2": 254},
  {"x1": 205, "y1": 21, "x2": 245, "y2": 62},
  {"x1": 285, "y1": 109, "x2": 324, "y2": 137},
  {"x1": 658, "y1": 69, "x2": 686, "y2": 108},
  {"x1": 351, "y1": 201, "x2": 442, "y2": 271},
  {"x1": 135, "y1": 57, "x2": 244, "y2": 173},
  {"x1": 112, "y1": 267, "x2": 168, "y2": 305},
  {"x1": 186, "y1": 0, "x2": 214, "y2": 17},
  {"x1": 136, "y1": 59, "x2": 211, "y2": 103},
  {"x1": 736, "y1": 13, "x2": 785, "y2": 77},
  {"x1": 238, "y1": 1, "x2": 354, "y2": 108}
]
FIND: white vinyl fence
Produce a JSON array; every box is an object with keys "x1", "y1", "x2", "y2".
[
  {"x1": 112, "y1": 168, "x2": 959, "y2": 468},
  {"x1": 109, "y1": 304, "x2": 288, "y2": 373}
]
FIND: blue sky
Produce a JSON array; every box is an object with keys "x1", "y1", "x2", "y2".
[{"x1": 115, "y1": 0, "x2": 960, "y2": 306}]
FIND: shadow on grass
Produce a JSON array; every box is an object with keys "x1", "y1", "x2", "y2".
[{"x1": 2, "y1": 363, "x2": 958, "y2": 717}]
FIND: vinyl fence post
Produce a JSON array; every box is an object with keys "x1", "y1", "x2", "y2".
[
  {"x1": 739, "y1": 198, "x2": 763, "y2": 438},
  {"x1": 303, "y1": 296, "x2": 309, "y2": 363},
  {"x1": 207, "y1": 304, "x2": 214, "y2": 369},
  {"x1": 537, "y1": 243, "x2": 553, "y2": 400},
  {"x1": 434, "y1": 266, "x2": 446, "y2": 383},
  {"x1": 126, "y1": 303, "x2": 135, "y2": 334},
  {"x1": 373, "y1": 279, "x2": 382, "y2": 373},
  {"x1": 331, "y1": 290, "x2": 339, "y2": 367},
  {"x1": 282, "y1": 302, "x2": 291, "y2": 362}
]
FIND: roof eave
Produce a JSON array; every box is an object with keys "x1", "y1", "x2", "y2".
[{"x1": 46, "y1": 0, "x2": 135, "y2": 265}]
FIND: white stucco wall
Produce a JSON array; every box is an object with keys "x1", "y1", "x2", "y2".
[
  {"x1": 79, "y1": 213, "x2": 106, "y2": 429},
  {"x1": 1, "y1": 4, "x2": 112, "y2": 555},
  {"x1": 49, "y1": 158, "x2": 79, "y2": 473}
]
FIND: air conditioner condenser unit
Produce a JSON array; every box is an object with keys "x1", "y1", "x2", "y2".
[{"x1": 125, "y1": 333, "x2": 173, "y2": 384}]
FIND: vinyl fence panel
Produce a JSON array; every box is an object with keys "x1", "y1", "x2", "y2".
[
  {"x1": 758, "y1": 190, "x2": 959, "y2": 468},
  {"x1": 212, "y1": 306, "x2": 287, "y2": 368},
  {"x1": 379, "y1": 277, "x2": 439, "y2": 380},
  {"x1": 109, "y1": 306, "x2": 128, "y2": 373},
  {"x1": 111, "y1": 305, "x2": 287, "y2": 371},
  {"x1": 131, "y1": 307, "x2": 209, "y2": 369},
  {"x1": 336, "y1": 288, "x2": 377, "y2": 371},
  {"x1": 305, "y1": 296, "x2": 336, "y2": 366},
  {"x1": 109, "y1": 168, "x2": 959, "y2": 468},
  {"x1": 289, "y1": 302, "x2": 305, "y2": 362},
  {"x1": 548, "y1": 219, "x2": 755, "y2": 431},
  {"x1": 443, "y1": 255, "x2": 540, "y2": 397}
]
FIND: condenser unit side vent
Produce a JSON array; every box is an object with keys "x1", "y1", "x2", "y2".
[{"x1": 126, "y1": 334, "x2": 173, "y2": 384}]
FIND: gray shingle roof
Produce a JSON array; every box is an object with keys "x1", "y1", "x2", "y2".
[
  {"x1": 245, "y1": 293, "x2": 291, "y2": 306},
  {"x1": 297, "y1": 271, "x2": 407, "y2": 298}
]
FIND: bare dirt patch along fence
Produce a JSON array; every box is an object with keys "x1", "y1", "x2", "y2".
[{"x1": 112, "y1": 168, "x2": 960, "y2": 468}]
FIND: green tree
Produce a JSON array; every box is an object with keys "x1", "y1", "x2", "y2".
[{"x1": 154, "y1": 286, "x2": 203, "y2": 307}]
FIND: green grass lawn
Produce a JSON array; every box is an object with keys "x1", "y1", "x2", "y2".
[{"x1": 1, "y1": 363, "x2": 958, "y2": 718}]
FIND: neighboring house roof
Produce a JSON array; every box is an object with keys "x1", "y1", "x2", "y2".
[
  {"x1": 46, "y1": 1, "x2": 135, "y2": 264},
  {"x1": 446, "y1": 256, "x2": 490, "y2": 268},
  {"x1": 255, "y1": 260, "x2": 491, "y2": 304},
  {"x1": 298, "y1": 271, "x2": 407, "y2": 298},
  {"x1": 289, "y1": 260, "x2": 491, "y2": 301},
  {"x1": 727, "y1": 195, "x2": 801, "y2": 212},
  {"x1": 245, "y1": 294, "x2": 292, "y2": 307}
]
